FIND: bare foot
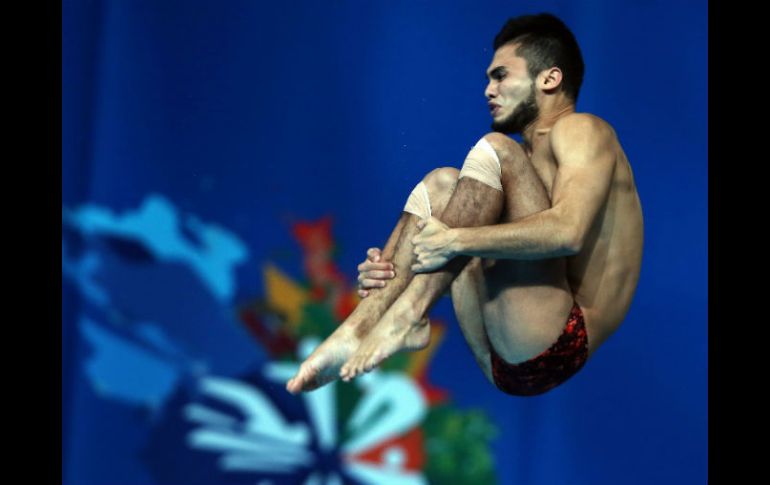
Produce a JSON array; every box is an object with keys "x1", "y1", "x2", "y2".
[
  {"x1": 285, "y1": 326, "x2": 359, "y2": 394},
  {"x1": 339, "y1": 302, "x2": 430, "y2": 382}
]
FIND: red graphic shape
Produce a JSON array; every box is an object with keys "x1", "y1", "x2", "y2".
[
  {"x1": 237, "y1": 306, "x2": 297, "y2": 357},
  {"x1": 347, "y1": 427, "x2": 425, "y2": 472}
]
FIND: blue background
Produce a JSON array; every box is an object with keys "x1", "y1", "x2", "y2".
[{"x1": 62, "y1": 0, "x2": 707, "y2": 483}]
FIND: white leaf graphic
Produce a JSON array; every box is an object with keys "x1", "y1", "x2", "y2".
[{"x1": 185, "y1": 376, "x2": 313, "y2": 472}]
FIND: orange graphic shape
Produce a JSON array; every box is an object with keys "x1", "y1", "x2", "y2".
[{"x1": 263, "y1": 264, "x2": 308, "y2": 329}]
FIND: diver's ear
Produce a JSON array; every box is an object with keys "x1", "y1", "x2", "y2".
[{"x1": 538, "y1": 67, "x2": 563, "y2": 93}]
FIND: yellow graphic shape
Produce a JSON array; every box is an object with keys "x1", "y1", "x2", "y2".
[
  {"x1": 263, "y1": 264, "x2": 308, "y2": 329},
  {"x1": 405, "y1": 322, "x2": 446, "y2": 377}
]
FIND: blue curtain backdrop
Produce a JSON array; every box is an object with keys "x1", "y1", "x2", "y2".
[{"x1": 62, "y1": 1, "x2": 707, "y2": 484}]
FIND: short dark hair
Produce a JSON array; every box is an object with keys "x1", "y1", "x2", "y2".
[{"x1": 493, "y1": 13, "x2": 584, "y2": 102}]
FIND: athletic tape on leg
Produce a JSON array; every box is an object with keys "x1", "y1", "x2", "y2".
[
  {"x1": 403, "y1": 181, "x2": 432, "y2": 219},
  {"x1": 458, "y1": 137, "x2": 503, "y2": 191}
]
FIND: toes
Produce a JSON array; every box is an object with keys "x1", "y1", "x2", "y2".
[
  {"x1": 353, "y1": 358, "x2": 366, "y2": 378},
  {"x1": 339, "y1": 346, "x2": 376, "y2": 382},
  {"x1": 363, "y1": 351, "x2": 380, "y2": 372},
  {"x1": 288, "y1": 364, "x2": 313, "y2": 393},
  {"x1": 344, "y1": 358, "x2": 361, "y2": 381},
  {"x1": 339, "y1": 363, "x2": 349, "y2": 379},
  {"x1": 341, "y1": 352, "x2": 362, "y2": 381},
  {"x1": 286, "y1": 377, "x2": 299, "y2": 394},
  {"x1": 364, "y1": 351, "x2": 375, "y2": 368},
  {"x1": 345, "y1": 360, "x2": 359, "y2": 381}
]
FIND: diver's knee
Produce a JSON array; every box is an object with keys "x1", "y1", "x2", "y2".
[
  {"x1": 402, "y1": 167, "x2": 459, "y2": 220},
  {"x1": 482, "y1": 132, "x2": 532, "y2": 182},
  {"x1": 482, "y1": 132, "x2": 527, "y2": 160},
  {"x1": 423, "y1": 167, "x2": 460, "y2": 197},
  {"x1": 458, "y1": 135, "x2": 509, "y2": 192}
]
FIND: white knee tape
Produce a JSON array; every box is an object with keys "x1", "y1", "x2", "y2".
[
  {"x1": 403, "y1": 181, "x2": 432, "y2": 219},
  {"x1": 458, "y1": 137, "x2": 503, "y2": 191}
]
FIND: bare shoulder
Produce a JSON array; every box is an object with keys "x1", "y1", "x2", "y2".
[
  {"x1": 550, "y1": 112, "x2": 618, "y2": 159},
  {"x1": 551, "y1": 112, "x2": 615, "y2": 140}
]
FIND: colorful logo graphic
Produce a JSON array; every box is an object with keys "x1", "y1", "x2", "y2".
[{"x1": 63, "y1": 195, "x2": 497, "y2": 484}]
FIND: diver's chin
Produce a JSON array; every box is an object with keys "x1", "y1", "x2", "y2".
[
  {"x1": 491, "y1": 117, "x2": 522, "y2": 135},
  {"x1": 490, "y1": 122, "x2": 509, "y2": 133},
  {"x1": 492, "y1": 104, "x2": 538, "y2": 135}
]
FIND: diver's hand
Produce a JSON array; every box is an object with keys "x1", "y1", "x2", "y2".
[
  {"x1": 357, "y1": 248, "x2": 395, "y2": 298},
  {"x1": 411, "y1": 217, "x2": 458, "y2": 272}
]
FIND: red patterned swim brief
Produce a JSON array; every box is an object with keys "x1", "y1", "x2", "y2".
[{"x1": 490, "y1": 301, "x2": 588, "y2": 396}]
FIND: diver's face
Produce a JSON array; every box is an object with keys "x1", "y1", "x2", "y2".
[{"x1": 485, "y1": 43, "x2": 539, "y2": 134}]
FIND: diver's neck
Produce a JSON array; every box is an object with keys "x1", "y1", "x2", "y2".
[{"x1": 521, "y1": 104, "x2": 575, "y2": 155}]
